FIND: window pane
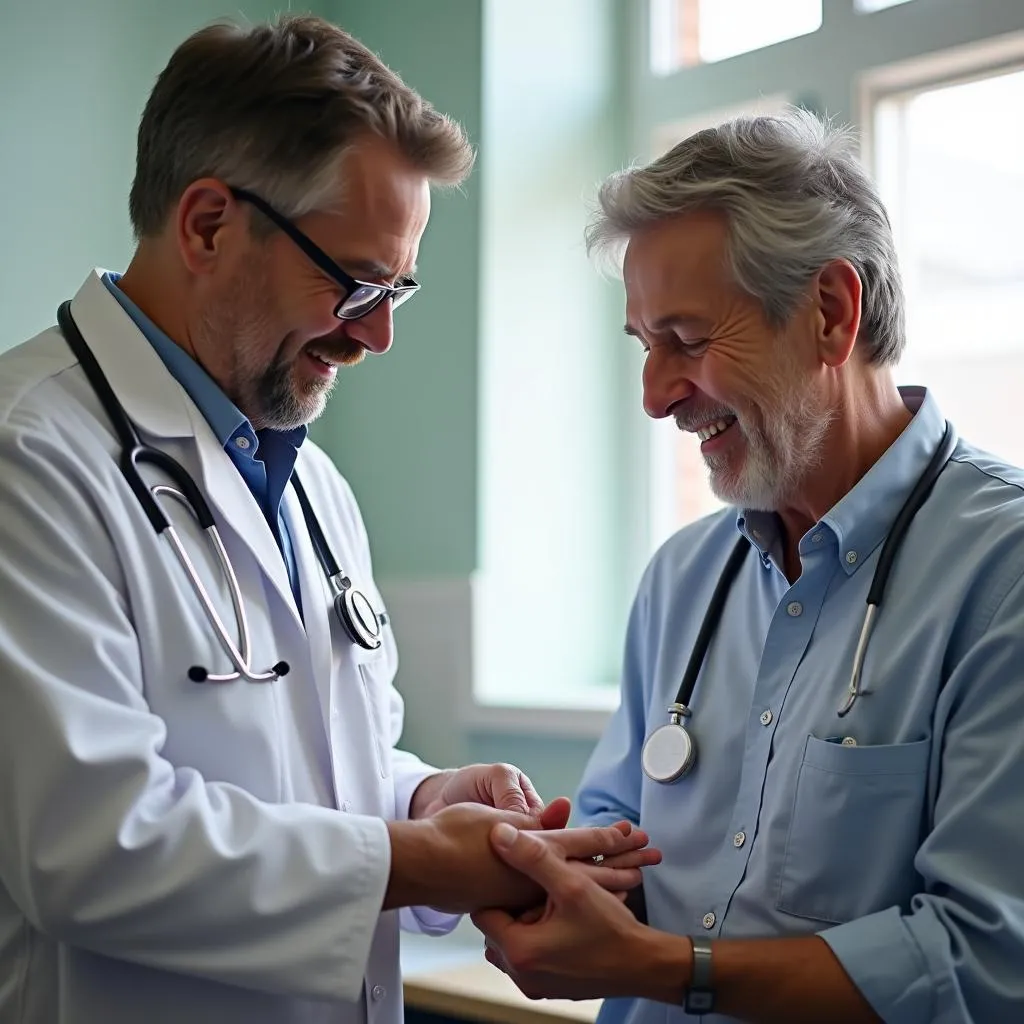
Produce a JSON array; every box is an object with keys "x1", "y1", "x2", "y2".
[
  {"x1": 652, "y1": 0, "x2": 822, "y2": 73},
  {"x1": 882, "y1": 69, "x2": 1024, "y2": 466}
]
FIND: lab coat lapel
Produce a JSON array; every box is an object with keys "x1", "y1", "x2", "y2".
[
  {"x1": 67, "y1": 269, "x2": 304, "y2": 633},
  {"x1": 282, "y1": 481, "x2": 338, "y2": 780},
  {"x1": 185, "y1": 408, "x2": 305, "y2": 633}
]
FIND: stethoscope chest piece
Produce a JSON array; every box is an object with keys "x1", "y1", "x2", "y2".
[
  {"x1": 333, "y1": 575, "x2": 383, "y2": 651},
  {"x1": 642, "y1": 704, "x2": 696, "y2": 783}
]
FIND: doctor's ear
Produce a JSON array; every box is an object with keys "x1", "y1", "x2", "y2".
[
  {"x1": 175, "y1": 179, "x2": 242, "y2": 274},
  {"x1": 812, "y1": 258, "x2": 862, "y2": 368}
]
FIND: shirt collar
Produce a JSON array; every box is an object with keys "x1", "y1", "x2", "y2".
[
  {"x1": 820, "y1": 386, "x2": 947, "y2": 575},
  {"x1": 101, "y1": 272, "x2": 307, "y2": 456},
  {"x1": 736, "y1": 387, "x2": 949, "y2": 576}
]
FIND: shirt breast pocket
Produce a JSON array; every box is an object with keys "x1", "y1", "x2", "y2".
[{"x1": 775, "y1": 733, "x2": 931, "y2": 925}]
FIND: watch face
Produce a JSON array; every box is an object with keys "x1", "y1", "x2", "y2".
[
  {"x1": 641, "y1": 722, "x2": 695, "y2": 782},
  {"x1": 683, "y1": 989, "x2": 715, "y2": 1014}
]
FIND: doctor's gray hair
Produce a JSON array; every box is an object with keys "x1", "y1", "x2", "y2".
[
  {"x1": 586, "y1": 108, "x2": 905, "y2": 366},
  {"x1": 129, "y1": 15, "x2": 475, "y2": 238}
]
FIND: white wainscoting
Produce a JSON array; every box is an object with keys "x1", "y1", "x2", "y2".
[
  {"x1": 379, "y1": 576, "x2": 476, "y2": 769},
  {"x1": 380, "y1": 575, "x2": 614, "y2": 767}
]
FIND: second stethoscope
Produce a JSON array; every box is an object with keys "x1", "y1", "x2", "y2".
[
  {"x1": 57, "y1": 300, "x2": 386, "y2": 685},
  {"x1": 641, "y1": 420, "x2": 958, "y2": 784}
]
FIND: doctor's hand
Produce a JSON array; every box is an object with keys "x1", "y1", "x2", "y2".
[
  {"x1": 472, "y1": 823, "x2": 661, "y2": 1002},
  {"x1": 410, "y1": 763, "x2": 546, "y2": 819},
  {"x1": 385, "y1": 803, "x2": 660, "y2": 916}
]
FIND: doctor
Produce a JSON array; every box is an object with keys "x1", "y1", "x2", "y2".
[
  {"x1": 0, "y1": 15, "x2": 656, "y2": 1024},
  {"x1": 474, "y1": 110, "x2": 1024, "y2": 1022}
]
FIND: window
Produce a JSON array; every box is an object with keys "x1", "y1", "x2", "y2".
[
  {"x1": 651, "y1": 0, "x2": 822, "y2": 74},
  {"x1": 873, "y1": 67, "x2": 1024, "y2": 467}
]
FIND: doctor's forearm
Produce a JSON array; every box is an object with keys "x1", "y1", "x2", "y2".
[{"x1": 629, "y1": 931, "x2": 880, "y2": 1024}]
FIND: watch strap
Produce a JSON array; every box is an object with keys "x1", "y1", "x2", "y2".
[{"x1": 683, "y1": 936, "x2": 715, "y2": 1014}]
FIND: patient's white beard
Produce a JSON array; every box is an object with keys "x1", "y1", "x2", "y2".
[{"x1": 706, "y1": 346, "x2": 834, "y2": 511}]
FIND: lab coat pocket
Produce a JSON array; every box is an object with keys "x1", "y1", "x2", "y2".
[
  {"x1": 354, "y1": 646, "x2": 391, "y2": 780},
  {"x1": 776, "y1": 734, "x2": 930, "y2": 925}
]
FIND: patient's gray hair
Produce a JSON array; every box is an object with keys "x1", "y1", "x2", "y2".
[{"x1": 586, "y1": 108, "x2": 905, "y2": 365}]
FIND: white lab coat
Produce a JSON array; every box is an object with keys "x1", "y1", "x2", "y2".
[{"x1": 0, "y1": 271, "x2": 456, "y2": 1024}]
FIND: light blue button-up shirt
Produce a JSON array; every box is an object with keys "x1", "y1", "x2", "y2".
[
  {"x1": 101, "y1": 273, "x2": 305, "y2": 608},
  {"x1": 579, "y1": 388, "x2": 1024, "y2": 1023}
]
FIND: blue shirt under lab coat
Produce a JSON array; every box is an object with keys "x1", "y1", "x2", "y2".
[
  {"x1": 101, "y1": 272, "x2": 306, "y2": 608},
  {"x1": 578, "y1": 387, "x2": 1024, "y2": 1024}
]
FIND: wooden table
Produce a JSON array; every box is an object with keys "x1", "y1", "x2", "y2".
[{"x1": 403, "y1": 960, "x2": 602, "y2": 1024}]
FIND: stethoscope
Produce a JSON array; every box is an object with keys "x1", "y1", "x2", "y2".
[
  {"x1": 641, "y1": 420, "x2": 958, "y2": 784},
  {"x1": 57, "y1": 300, "x2": 386, "y2": 684}
]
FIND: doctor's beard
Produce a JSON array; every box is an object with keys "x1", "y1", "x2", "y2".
[
  {"x1": 199, "y1": 263, "x2": 361, "y2": 431},
  {"x1": 693, "y1": 341, "x2": 834, "y2": 512},
  {"x1": 247, "y1": 332, "x2": 363, "y2": 431}
]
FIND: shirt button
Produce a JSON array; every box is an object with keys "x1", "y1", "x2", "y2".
[
  {"x1": 371, "y1": 985, "x2": 386, "y2": 1001},
  {"x1": 845, "y1": 550, "x2": 858, "y2": 565},
  {"x1": 760, "y1": 709, "x2": 773, "y2": 726},
  {"x1": 733, "y1": 831, "x2": 746, "y2": 848},
  {"x1": 234, "y1": 435, "x2": 251, "y2": 450},
  {"x1": 787, "y1": 601, "x2": 803, "y2": 617},
  {"x1": 702, "y1": 912, "x2": 716, "y2": 929},
  {"x1": 812, "y1": 532, "x2": 824, "y2": 544}
]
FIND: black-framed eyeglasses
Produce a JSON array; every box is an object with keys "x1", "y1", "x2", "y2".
[{"x1": 229, "y1": 186, "x2": 420, "y2": 321}]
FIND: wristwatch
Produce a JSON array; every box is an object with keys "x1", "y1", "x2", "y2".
[{"x1": 683, "y1": 936, "x2": 715, "y2": 1014}]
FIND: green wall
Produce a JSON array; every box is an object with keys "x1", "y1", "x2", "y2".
[
  {"x1": 0, "y1": 0, "x2": 483, "y2": 581},
  {"x1": 0, "y1": 0, "x2": 321, "y2": 349},
  {"x1": 311, "y1": 1, "x2": 485, "y2": 580}
]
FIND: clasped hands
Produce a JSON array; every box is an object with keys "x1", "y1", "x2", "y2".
[{"x1": 407, "y1": 762, "x2": 660, "y2": 918}]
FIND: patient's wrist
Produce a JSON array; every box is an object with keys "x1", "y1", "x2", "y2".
[{"x1": 632, "y1": 930, "x2": 693, "y2": 1004}]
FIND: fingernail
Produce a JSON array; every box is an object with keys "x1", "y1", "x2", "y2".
[{"x1": 493, "y1": 823, "x2": 518, "y2": 849}]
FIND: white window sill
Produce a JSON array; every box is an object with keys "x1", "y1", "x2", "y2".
[{"x1": 462, "y1": 686, "x2": 618, "y2": 739}]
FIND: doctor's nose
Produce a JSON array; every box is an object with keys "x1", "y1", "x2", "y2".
[
  {"x1": 345, "y1": 300, "x2": 394, "y2": 356},
  {"x1": 642, "y1": 354, "x2": 696, "y2": 419}
]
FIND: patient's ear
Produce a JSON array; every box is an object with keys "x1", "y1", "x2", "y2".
[{"x1": 813, "y1": 258, "x2": 862, "y2": 368}]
